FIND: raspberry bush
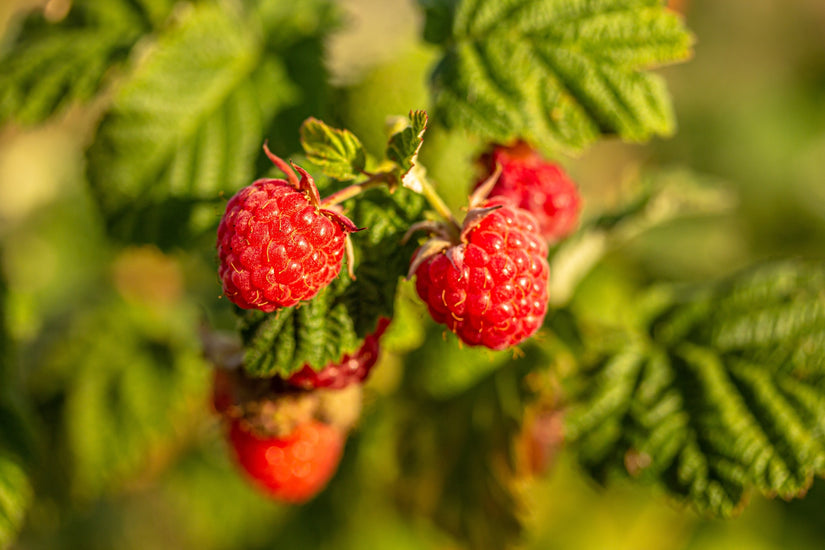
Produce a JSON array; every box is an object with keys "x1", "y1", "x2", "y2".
[{"x1": 2, "y1": 0, "x2": 825, "y2": 549}]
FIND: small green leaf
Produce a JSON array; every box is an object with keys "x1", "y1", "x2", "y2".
[
  {"x1": 240, "y1": 186, "x2": 426, "y2": 377},
  {"x1": 386, "y1": 110, "x2": 428, "y2": 176},
  {"x1": 567, "y1": 261, "x2": 825, "y2": 518},
  {"x1": 300, "y1": 118, "x2": 367, "y2": 180},
  {"x1": 422, "y1": 0, "x2": 693, "y2": 152}
]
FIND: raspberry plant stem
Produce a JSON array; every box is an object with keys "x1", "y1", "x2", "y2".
[
  {"x1": 320, "y1": 172, "x2": 394, "y2": 207},
  {"x1": 417, "y1": 176, "x2": 461, "y2": 236}
]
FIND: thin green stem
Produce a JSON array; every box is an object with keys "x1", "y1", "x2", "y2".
[
  {"x1": 320, "y1": 172, "x2": 393, "y2": 207},
  {"x1": 418, "y1": 176, "x2": 461, "y2": 236}
]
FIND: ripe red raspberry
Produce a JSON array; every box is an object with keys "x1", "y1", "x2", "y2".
[
  {"x1": 477, "y1": 141, "x2": 581, "y2": 243},
  {"x1": 411, "y1": 198, "x2": 549, "y2": 350},
  {"x1": 217, "y1": 145, "x2": 359, "y2": 312},
  {"x1": 228, "y1": 419, "x2": 344, "y2": 503},
  {"x1": 287, "y1": 317, "x2": 390, "y2": 390}
]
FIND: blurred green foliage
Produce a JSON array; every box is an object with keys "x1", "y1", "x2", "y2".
[{"x1": 0, "y1": 0, "x2": 824, "y2": 549}]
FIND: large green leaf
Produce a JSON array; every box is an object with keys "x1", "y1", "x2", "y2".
[
  {"x1": 566, "y1": 261, "x2": 825, "y2": 517},
  {"x1": 85, "y1": 2, "x2": 328, "y2": 245},
  {"x1": 0, "y1": 270, "x2": 33, "y2": 549},
  {"x1": 395, "y1": 346, "x2": 548, "y2": 549},
  {"x1": 422, "y1": 0, "x2": 693, "y2": 153},
  {"x1": 240, "y1": 186, "x2": 426, "y2": 377},
  {"x1": 0, "y1": 0, "x2": 176, "y2": 125},
  {"x1": 42, "y1": 297, "x2": 208, "y2": 499}
]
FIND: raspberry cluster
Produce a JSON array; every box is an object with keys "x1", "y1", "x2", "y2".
[{"x1": 210, "y1": 137, "x2": 582, "y2": 502}]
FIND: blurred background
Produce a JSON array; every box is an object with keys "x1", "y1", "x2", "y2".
[{"x1": 1, "y1": 0, "x2": 825, "y2": 548}]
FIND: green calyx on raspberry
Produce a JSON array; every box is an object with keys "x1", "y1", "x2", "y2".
[
  {"x1": 217, "y1": 144, "x2": 362, "y2": 312},
  {"x1": 228, "y1": 418, "x2": 345, "y2": 504},
  {"x1": 407, "y1": 177, "x2": 550, "y2": 350},
  {"x1": 476, "y1": 141, "x2": 581, "y2": 244}
]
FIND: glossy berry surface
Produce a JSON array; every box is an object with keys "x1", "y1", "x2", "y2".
[
  {"x1": 287, "y1": 317, "x2": 390, "y2": 390},
  {"x1": 413, "y1": 199, "x2": 549, "y2": 350},
  {"x1": 228, "y1": 419, "x2": 344, "y2": 503},
  {"x1": 217, "y1": 178, "x2": 347, "y2": 312},
  {"x1": 478, "y1": 142, "x2": 581, "y2": 243}
]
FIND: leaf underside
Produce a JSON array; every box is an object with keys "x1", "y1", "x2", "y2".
[
  {"x1": 424, "y1": 0, "x2": 693, "y2": 153},
  {"x1": 566, "y1": 261, "x2": 825, "y2": 517}
]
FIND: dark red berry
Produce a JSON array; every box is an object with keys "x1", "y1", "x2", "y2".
[
  {"x1": 287, "y1": 317, "x2": 390, "y2": 390},
  {"x1": 478, "y1": 142, "x2": 581, "y2": 243}
]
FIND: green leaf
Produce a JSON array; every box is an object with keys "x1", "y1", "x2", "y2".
[
  {"x1": 386, "y1": 110, "x2": 428, "y2": 176},
  {"x1": 240, "y1": 186, "x2": 426, "y2": 377},
  {"x1": 300, "y1": 118, "x2": 367, "y2": 180},
  {"x1": 86, "y1": 3, "x2": 304, "y2": 245},
  {"x1": 0, "y1": 0, "x2": 175, "y2": 125},
  {"x1": 43, "y1": 297, "x2": 208, "y2": 499},
  {"x1": 423, "y1": 0, "x2": 693, "y2": 152},
  {"x1": 0, "y1": 259, "x2": 33, "y2": 550},
  {"x1": 0, "y1": 452, "x2": 32, "y2": 550},
  {"x1": 566, "y1": 261, "x2": 825, "y2": 517},
  {"x1": 550, "y1": 168, "x2": 736, "y2": 306},
  {"x1": 395, "y1": 351, "x2": 546, "y2": 549}
]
